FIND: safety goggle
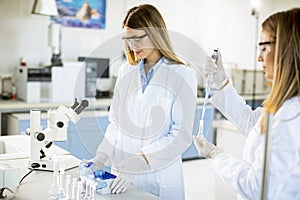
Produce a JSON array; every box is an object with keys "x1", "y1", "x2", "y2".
[{"x1": 122, "y1": 33, "x2": 148, "y2": 45}]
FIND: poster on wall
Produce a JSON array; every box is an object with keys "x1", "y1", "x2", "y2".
[{"x1": 51, "y1": 0, "x2": 106, "y2": 29}]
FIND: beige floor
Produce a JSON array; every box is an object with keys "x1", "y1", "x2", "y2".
[{"x1": 183, "y1": 159, "x2": 218, "y2": 200}]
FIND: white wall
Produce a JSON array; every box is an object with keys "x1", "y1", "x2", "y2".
[
  {"x1": 0, "y1": 0, "x2": 299, "y2": 75},
  {"x1": 0, "y1": 0, "x2": 49, "y2": 72},
  {"x1": 0, "y1": 0, "x2": 126, "y2": 75},
  {"x1": 261, "y1": 0, "x2": 300, "y2": 20},
  {"x1": 125, "y1": 0, "x2": 299, "y2": 69}
]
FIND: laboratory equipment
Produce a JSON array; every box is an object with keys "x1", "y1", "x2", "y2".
[
  {"x1": 28, "y1": 98, "x2": 89, "y2": 171},
  {"x1": 0, "y1": 164, "x2": 19, "y2": 189},
  {"x1": 76, "y1": 179, "x2": 82, "y2": 200},
  {"x1": 0, "y1": 74, "x2": 13, "y2": 100},
  {"x1": 65, "y1": 174, "x2": 71, "y2": 199},
  {"x1": 14, "y1": 67, "x2": 51, "y2": 103},
  {"x1": 261, "y1": 113, "x2": 272, "y2": 200},
  {"x1": 79, "y1": 161, "x2": 116, "y2": 195},
  {"x1": 71, "y1": 177, "x2": 77, "y2": 199},
  {"x1": 48, "y1": 161, "x2": 66, "y2": 199},
  {"x1": 230, "y1": 68, "x2": 269, "y2": 95},
  {"x1": 197, "y1": 50, "x2": 218, "y2": 137},
  {"x1": 48, "y1": 23, "x2": 63, "y2": 67},
  {"x1": 78, "y1": 57, "x2": 112, "y2": 98}
]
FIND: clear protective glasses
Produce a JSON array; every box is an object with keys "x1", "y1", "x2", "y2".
[
  {"x1": 122, "y1": 33, "x2": 148, "y2": 46},
  {"x1": 258, "y1": 41, "x2": 275, "y2": 57}
]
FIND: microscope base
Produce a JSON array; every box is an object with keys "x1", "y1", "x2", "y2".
[{"x1": 29, "y1": 154, "x2": 80, "y2": 171}]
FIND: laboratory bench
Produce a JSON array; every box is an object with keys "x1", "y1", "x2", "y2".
[
  {"x1": 2, "y1": 107, "x2": 215, "y2": 161},
  {"x1": 0, "y1": 94, "x2": 267, "y2": 161},
  {"x1": 0, "y1": 98, "x2": 215, "y2": 162},
  {"x1": 0, "y1": 135, "x2": 159, "y2": 200},
  {"x1": 0, "y1": 97, "x2": 216, "y2": 135},
  {"x1": 0, "y1": 98, "x2": 112, "y2": 135}
]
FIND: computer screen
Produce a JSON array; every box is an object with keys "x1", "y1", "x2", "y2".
[
  {"x1": 78, "y1": 57, "x2": 109, "y2": 78},
  {"x1": 78, "y1": 57, "x2": 110, "y2": 97}
]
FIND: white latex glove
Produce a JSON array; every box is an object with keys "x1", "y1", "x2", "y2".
[
  {"x1": 89, "y1": 152, "x2": 110, "y2": 170},
  {"x1": 115, "y1": 155, "x2": 150, "y2": 174},
  {"x1": 205, "y1": 49, "x2": 229, "y2": 90},
  {"x1": 110, "y1": 155, "x2": 150, "y2": 194},
  {"x1": 193, "y1": 135, "x2": 224, "y2": 159},
  {"x1": 110, "y1": 172, "x2": 131, "y2": 194}
]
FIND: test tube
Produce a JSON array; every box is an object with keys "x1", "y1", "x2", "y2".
[
  {"x1": 84, "y1": 178, "x2": 91, "y2": 200},
  {"x1": 71, "y1": 177, "x2": 78, "y2": 200},
  {"x1": 90, "y1": 180, "x2": 96, "y2": 200},
  {"x1": 76, "y1": 180, "x2": 82, "y2": 200},
  {"x1": 48, "y1": 160, "x2": 59, "y2": 197},
  {"x1": 59, "y1": 164, "x2": 66, "y2": 192},
  {"x1": 65, "y1": 175, "x2": 71, "y2": 199}
]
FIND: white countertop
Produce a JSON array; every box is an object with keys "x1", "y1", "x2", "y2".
[
  {"x1": 2, "y1": 158, "x2": 159, "y2": 200},
  {"x1": 0, "y1": 94, "x2": 267, "y2": 112},
  {"x1": 0, "y1": 98, "x2": 112, "y2": 112},
  {"x1": 0, "y1": 135, "x2": 159, "y2": 200},
  {"x1": 0, "y1": 135, "x2": 70, "y2": 160},
  {"x1": 0, "y1": 97, "x2": 208, "y2": 111}
]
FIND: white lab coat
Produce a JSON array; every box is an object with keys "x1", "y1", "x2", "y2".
[
  {"x1": 210, "y1": 82, "x2": 300, "y2": 200},
  {"x1": 96, "y1": 59, "x2": 197, "y2": 199}
]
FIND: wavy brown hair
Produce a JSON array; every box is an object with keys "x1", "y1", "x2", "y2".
[
  {"x1": 122, "y1": 4, "x2": 184, "y2": 65},
  {"x1": 260, "y1": 8, "x2": 300, "y2": 133}
]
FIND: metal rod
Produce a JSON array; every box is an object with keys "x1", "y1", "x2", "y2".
[
  {"x1": 252, "y1": 9, "x2": 260, "y2": 110},
  {"x1": 261, "y1": 113, "x2": 272, "y2": 200}
]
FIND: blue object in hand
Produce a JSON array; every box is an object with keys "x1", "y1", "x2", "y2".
[
  {"x1": 79, "y1": 161, "x2": 116, "y2": 190},
  {"x1": 93, "y1": 169, "x2": 116, "y2": 180}
]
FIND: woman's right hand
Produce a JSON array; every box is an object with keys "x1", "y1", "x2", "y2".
[{"x1": 205, "y1": 49, "x2": 229, "y2": 90}]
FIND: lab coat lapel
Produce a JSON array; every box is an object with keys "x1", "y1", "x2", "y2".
[{"x1": 117, "y1": 66, "x2": 147, "y2": 154}]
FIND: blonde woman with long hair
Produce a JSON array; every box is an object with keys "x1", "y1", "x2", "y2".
[
  {"x1": 90, "y1": 4, "x2": 197, "y2": 199},
  {"x1": 194, "y1": 8, "x2": 300, "y2": 199}
]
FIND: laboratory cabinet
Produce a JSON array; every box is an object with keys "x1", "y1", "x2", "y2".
[{"x1": 6, "y1": 106, "x2": 215, "y2": 160}]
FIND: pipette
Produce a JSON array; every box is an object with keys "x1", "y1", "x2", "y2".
[{"x1": 197, "y1": 50, "x2": 218, "y2": 137}]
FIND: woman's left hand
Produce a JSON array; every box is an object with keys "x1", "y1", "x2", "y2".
[{"x1": 193, "y1": 135, "x2": 224, "y2": 159}]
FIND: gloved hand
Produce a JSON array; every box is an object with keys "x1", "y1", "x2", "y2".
[
  {"x1": 115, "y1": 154, "x2": 150, "y2": 174},
  {"x1": 110, "y1": 155, "x2": 150, "y2": 194},
  {"x1": 205, "y1": 49, "x2": 229, "y2": 90},
  {"x1": 79, "y1": 152, "x2": 109, "y2": 180},
  {"x1": 110, "y1": 172, "x2": 131, "y2": 194},
  {"x1": 193, "y1": 135, "x2": 224, "y2": 159},
  {"x1": 90, "y1": 151, "x2": 110, "y2": 170},
  {"x1": 79, "y1": 160, "x2": 102, "y2": 179}
]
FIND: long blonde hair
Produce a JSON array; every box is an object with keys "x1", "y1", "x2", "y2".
[
  {"x1": 260, "y1": 8, "x2": 300, "y2": 133},
  {"x1": 122, "y1": 4, "x2": 184, "y2": 65}
]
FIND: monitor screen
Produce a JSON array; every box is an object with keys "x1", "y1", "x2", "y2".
[
  {"x1": 78, "y1": 57, "x2": 110, "y2": 97},
  {"x1": 78, "y1": 57, "x2": 109, "y2": 78}
]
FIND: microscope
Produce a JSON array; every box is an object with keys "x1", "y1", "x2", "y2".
[{"x1": 28, "y1": 99, "x2": 89, "y2": 171}]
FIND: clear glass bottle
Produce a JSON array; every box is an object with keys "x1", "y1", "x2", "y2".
[{"x1": 49, "y1": 162, "x2": 66, "y2": 199}]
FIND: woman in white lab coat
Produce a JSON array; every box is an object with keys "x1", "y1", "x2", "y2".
[
  {"x1": 194, "y1": 8, "x2": 300, "y2": 200},
  {"x1": 92, "y1": 4, "x2": 197, "y2": 199}
]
